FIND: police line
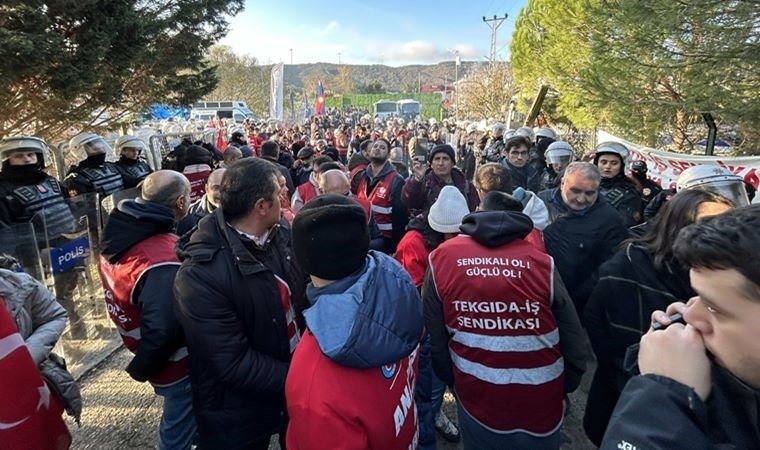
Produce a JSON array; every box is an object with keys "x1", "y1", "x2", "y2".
[{"x1": 598, "y1": 130, "x2": 760, "y2": 202}]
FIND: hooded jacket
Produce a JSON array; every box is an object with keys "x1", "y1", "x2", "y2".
[
  {"x1": 423, "y1": 211, "x2": 592, "y2": 433},
  {"x1": 286, "y1": 251, "x2": 423, "y2": 450},
  {"x1": 99, "y1": 200, "x2": 187, "y2": 383}
]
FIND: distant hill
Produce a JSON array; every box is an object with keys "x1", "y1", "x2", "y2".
[{"x1": 271, "y1": 61, "x2": 484, "y2": 92}]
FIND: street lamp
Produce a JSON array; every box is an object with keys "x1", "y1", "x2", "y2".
[{"x1": 448, "y1": 49, "x2": 460, "y2": 121}]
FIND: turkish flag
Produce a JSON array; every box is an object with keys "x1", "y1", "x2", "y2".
[{"x1": 0, "y1": 303, "x2": 71, "y2": 450}]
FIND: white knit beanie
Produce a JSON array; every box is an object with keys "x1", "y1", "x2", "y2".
[{"x1": 428, "y1": 185, "x2": 469, "y2": 234}]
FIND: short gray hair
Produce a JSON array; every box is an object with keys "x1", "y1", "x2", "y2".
[{"x1": 564, "y1": 161, "x2": 601, "y2": 184}]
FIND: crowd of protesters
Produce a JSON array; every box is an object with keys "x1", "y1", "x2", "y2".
[{"x1": 0, "y1": 107, "x2": 759, "y2": 450}]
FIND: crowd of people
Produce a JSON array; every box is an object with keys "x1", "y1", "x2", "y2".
[{"x1": 0, "y1": 113, "x2": 758, "y2": 450}]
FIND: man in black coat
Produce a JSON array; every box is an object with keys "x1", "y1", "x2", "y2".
[
  {"x1": 538, "y1": 162, "x2": 628, "y2": 313},
  {"x1": 174, "y1": 158, "x2": 304, "y2": 450}
]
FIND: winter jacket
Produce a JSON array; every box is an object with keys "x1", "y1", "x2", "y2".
[
  {"x1": 100, "y1": 200, "x2": 187, "y2": 384},
  {"x1": 394, "y1": 216, "x2": 434, "y2": 288},
  {"x1": 422, "y1": 211, "x2": 591, "y2": 400},
  {"x1": 402, "y1": 167, "x2": 480, "y2": 215},
  {"x1": 601, "y1": 366, "x2": 760, "y2": 449},
  {"x1": 0, "y1": 270, "x2": 66, "y2": 367},
  {"x1": 538, "y1": 188, "x2": 629, "y2": 313},
  {"x1": 174, "y1": 208, "x2": 305, "y2": 449},
  {"x1": 599, "y1": 174, "x2": 642, "y2": 228},
  {"x1": 176, "y1": 194, "x2": 216, "y2": 237},
  {"x1": 286, "y1": 251, "x2": 424, "y2": 450},
  {"x1": 500, "y1": 159, "x2": 541, "y2": 193},
  {"x1": 582, "y1": 243, "x2": 694, "y2": 445},
  {"x1": 0, "y1": 269, "x2": 81, "y2": 422}
]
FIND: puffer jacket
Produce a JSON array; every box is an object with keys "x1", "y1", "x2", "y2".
[
  {"x1": 286, "y1": 251, "x2": 425, "y2": 450},
  {"x1": 0, "y1": 269, "x2": 66, "y2": 365},
  {"x1": 0, "y1": 269, "x2": 81, "y2": 422}
]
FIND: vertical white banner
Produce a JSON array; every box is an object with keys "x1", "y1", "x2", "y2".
[{"x1": 270, "y1": 63, "x2": 284, "y2": 121}]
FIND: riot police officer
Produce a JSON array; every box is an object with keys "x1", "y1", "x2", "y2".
[
  {"x1": 113, "y1": 135, "x2": 153, "y2": 188},
  {"x1": 64, "y1": 132, "x2": 124, "y2": 197},
  {"x1": 539, "y1": 140, "x2": 576, "y2": 191},
  {"x1": 630, "y1": 160, "x2": 662, "y2": 210},
  {"x1": 482, "y1": 122, "x2": 506, "y2": 164},
  {"x1": 0, "y1": 136, "x2": 86, "y2": 337},
  {"x1": 593, "y1": 141, "x2": 642, "y2": 227}
]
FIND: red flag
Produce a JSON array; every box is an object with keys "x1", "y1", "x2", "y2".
[
  {"x1": 0, "y1": 302, "x2": 71, "y2": 450},
  {"x1": 315, "y1": 80, "x2": 325, "y2": 116}
]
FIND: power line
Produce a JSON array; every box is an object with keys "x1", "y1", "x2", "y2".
[{"x1": 482, "y1": 14, "x2": 508, "y2": 63}]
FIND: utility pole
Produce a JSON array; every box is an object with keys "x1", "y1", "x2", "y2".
[
  {"x1": 482, "y1": 14, "x2": 508, "y2": 64},
  {"x1": 289, "y1": 48, "x2": 293, "y2": 65},
  {"x1": 454, "y1": 50, "x2": 460, "y2": 120},
  {"x1": 338, "y1": 52, "x2": 341, "y2": 65}
]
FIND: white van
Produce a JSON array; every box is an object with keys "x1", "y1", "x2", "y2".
[
  {"x1": 190, "y1": 101, "x2": 254, "y2": 124},
  {"x1": 373, "y1": 100, "x2": 398, "y2": 120}
]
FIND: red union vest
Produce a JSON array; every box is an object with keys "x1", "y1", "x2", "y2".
[
  {"x1": 428, "y1": 235, "x2": 563, "y2": 435},
  {"x1": 296, "y1": 180, "x2": 319, "y2": 207},
  {"x1": 357, "y1": 169, "x2": 399, "y2": 239},
  {"x1": 98, "y1": 233, "x2": 189, "y2": 387}
]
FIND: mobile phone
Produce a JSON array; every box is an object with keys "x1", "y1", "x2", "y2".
[
  {"x1": 413, "y1": 155, "x2": 427, "y2": 163},
  {"x1": 651, "y1": 313, "x2": 685, "y2": 331}
]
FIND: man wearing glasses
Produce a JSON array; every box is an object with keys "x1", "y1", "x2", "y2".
[{"x1": 500, "y1": 135, "x2": 541, "y2": 193}]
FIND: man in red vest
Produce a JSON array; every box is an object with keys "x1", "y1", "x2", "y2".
[
  {"x1": 423, "y1": 202, "x2": 591, "y2": 449},
  {"x1": 98, "y1": 170, "x2": 195, "y2": 450},
  {"x1": 351, "y1": 138, "x2": 408, "y2": 253}
]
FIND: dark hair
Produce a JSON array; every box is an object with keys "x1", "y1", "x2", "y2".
[
  {"x1": 318, "y1": 161, "x2": 341, "y2": 173},
  {"x1": 261, "y1": 141, "x2": 279, "y2": 158},
  {"x1": 359, "y1": 138, "x2": 372, "y2": 152},
  {"x1": 505, "y1": 136, "x2": 531, "y2": 153},
  {"x1": 184, "y1": 145, "x2": 212, "y2": 166},
  {"x1": 221, "y1": 158, "x2": 279, "y2": 221},
  {"x1": 632, "y1": 189, "x2": 735, "y2": 271},
  {"x1": 313, "y1": 155, "x2": 333, "y2": 171},
  {"x1": 475, "y1": 163, "x2": 513, "y2": 194},
  {"x1": 480, "y1": 191, "x2": 523, "y2": 212},
  {"x1": 414, "y1": 213, "x2": 445, "y2": 252},
  {"x1": 374, "y1": 138, "x2": 391, "y2": 150},
  {"x1": 673, "y1": 204, "x2": 760, "y2": 299}
]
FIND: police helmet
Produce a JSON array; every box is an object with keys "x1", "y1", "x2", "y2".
[
  {"x1": 115, "y1": 135, "x2": 147, "y2": 156},
  {"x1": 492, "y1": 122, "x2": 506, "y2": 135},
  {"x1": 545, "y1": 141, "x2": 576, "y2": 165},
  {"x1": 69, "y1": 132, "x2": 111, "y2": 158},
  {"x1": 0, "y1": 136, "x2": 49, "y2": 168},
  {"x1": 631, "y1": 160, "x2": 648, "y2": 174},
  {"x1": 676, "y1": 165, "x2": 750, "y2": 207},
  {"x1": 535, "y1": 127, "x2": 557, "y2": 141},
  {"x1": 593, "y1": 141, "x2": 629, "y2": 165},
  {"x1": 514, "y1": 127, "x2": 535, "y2": 143},
  {"x1": 505, "y1": 128, "x2": 516, "y2": 139}
]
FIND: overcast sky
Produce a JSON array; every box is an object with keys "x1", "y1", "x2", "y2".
[{"x1": 219, "y1": 0, "x2": 528, "y2": 66}]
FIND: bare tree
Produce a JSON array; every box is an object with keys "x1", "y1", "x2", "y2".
[{"x1": 457, "y1": 62, "x2": 515, "y2": 121}]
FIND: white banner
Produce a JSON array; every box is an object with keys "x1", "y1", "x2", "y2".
[
  {"x1": 598, "y1": 131, "x2": 760, "y2": 199},
  {"x1": 270, "y1": 63, "x2": 284, "y2": 121}
]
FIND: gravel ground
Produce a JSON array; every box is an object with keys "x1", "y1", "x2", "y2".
[{"x1": 68, "y1": 348, "x2": 595, "y2": 449}]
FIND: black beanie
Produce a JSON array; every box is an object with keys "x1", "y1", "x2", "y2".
[
  {"x1": 428, "y1": 144, "x2": 456, "y2": 163},
  {"x1": 292, "y1": 194, "x2": 370, "y2": 280}
]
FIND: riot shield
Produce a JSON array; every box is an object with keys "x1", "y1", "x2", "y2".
[
  {"x1": 0, "y1": 218, "x2": 46, "y2": 281},
  {"x1": 42, "y1": 193, "x2": 120, "y2": 378}
]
